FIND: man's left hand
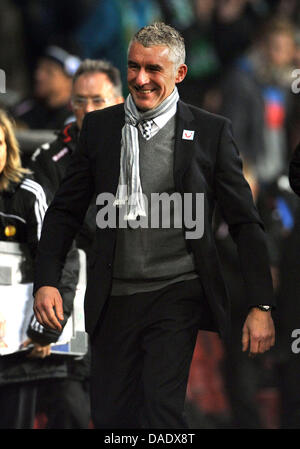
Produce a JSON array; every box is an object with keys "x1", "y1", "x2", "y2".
[{"x1": 242, "y1": 308, "x2": 275, "y2": 356}]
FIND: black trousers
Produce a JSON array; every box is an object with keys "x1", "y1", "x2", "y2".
[
  {"x1": 90, "y1": 278, "x2": 205, "y2": 429},
  {"x1": 0, "y1": 382, "x2": 37, "y2": 429}
]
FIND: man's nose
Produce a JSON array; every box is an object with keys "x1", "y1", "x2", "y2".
[
  {"x1": 135, "y1": 68, "x2": 149, "y2": 86},
  {"x1": 84, "y1": 100, "x2": 96, "y2": 113}
]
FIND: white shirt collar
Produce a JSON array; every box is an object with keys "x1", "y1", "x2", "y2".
[
  {"x1": 152, "y1": 102, "x2": 177, "y2": 130},
  {"x1": 138, "y1": 102, "x2": 177, "y2": 139}
]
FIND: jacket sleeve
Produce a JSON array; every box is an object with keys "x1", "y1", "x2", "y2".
[
  {"x1": 18, "y1": 178, "x2": 80, "y2": 343},
  {"x1": 20, "y1": 178, "x2": 49, "y2": 260},
  {"x1": 214, "y1": 119, "x2": 275, "y2": 309},
  {"x1": 29, "y1": 139, "x2": 66, "y2": 202},
  {"x1": 289, "y1": 141, "x2": 300, "y2": 196},
  {"x1": 33, "y1": 114, "x2": 94, "y2": 295},
  {"x1": 28, "y1": 246, "x2": 80, "y2": 344}
]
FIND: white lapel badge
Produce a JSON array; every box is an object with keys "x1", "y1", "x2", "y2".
[{"x1": 182, "y1": 129, "x2": 195, "y2": 140}]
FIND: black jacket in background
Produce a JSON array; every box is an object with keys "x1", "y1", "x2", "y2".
[{"x1": 28, "y1": 121, "x2": 96, "y2": 258}]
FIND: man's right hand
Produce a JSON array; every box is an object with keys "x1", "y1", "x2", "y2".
[{"x1": 33, "y1": 286, "x2": 64, "y2": 331}]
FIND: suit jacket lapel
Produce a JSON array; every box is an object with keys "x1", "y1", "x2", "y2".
[
  {"x1": 99, "y1": 105, "x2": 124, "y2": 195},
  {"x1": 174, "y1": 101, "x2": 197, "y2": 191}
]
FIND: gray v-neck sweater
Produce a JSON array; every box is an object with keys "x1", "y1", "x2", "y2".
[{"x1": 111, "y1": 116, "x2": 198, "y2": 296}]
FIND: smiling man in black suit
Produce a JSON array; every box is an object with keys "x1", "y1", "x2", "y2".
[{"x1": 33, "y1": 22, "x2": 275, "y2": 429}]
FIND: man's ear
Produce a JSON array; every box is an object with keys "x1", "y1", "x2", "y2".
[{"x1": 175, "y1": 64, "x2": 188, "y2": 84}]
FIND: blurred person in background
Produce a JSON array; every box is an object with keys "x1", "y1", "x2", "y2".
[
  {"x1": 29, "y1": 59, "x2": 124, "y2": 257},
  {"x1": 0, "y1": 109, "x2": 80, "y2": 429},
  {"x1": 29, "y1": 59, "x2": 124, "y2": 196},
  {"x1": 220, "y1": 17, "x2": 296, "y2": 187},
  {"x1": 180, "y1": 0, "x2": 270, "y2": 112},
  {"x1": 12, "y1": 46, "x2": 81, "y2": 130}
]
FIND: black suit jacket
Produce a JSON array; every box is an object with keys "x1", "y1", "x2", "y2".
[{"x1": 34, "y1": 101, "x2": 275, "y2": 341}]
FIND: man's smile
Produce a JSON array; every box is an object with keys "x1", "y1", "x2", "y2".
[{"x1": 134, "y1": 87, "x2": 155, "y2": 94}]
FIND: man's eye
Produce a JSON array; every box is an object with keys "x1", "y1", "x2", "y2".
[{"x1": 93, "y1": 99, "x2": 105, "y2": 106}]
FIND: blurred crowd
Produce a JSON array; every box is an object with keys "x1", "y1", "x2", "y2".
[{"x1": 0, "y1": 0, "x2": 300, "y2": 429}]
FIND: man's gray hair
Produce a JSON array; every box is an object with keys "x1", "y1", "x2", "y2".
[
  {"x1": 129, "y1": 22, "x2": 186, "y2": 68},
  {"x1": 73, "y1": 59, "x2": 123, "y2": 97}
]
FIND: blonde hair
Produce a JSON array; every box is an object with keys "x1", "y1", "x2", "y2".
[{"x1": 0, "y1": 109, "x2": 30, "y2": 191}]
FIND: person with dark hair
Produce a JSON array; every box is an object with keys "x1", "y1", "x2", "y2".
[
  {"x1": 220, "y1": 17, "x2": 296, "y2": 186},
  {"x1": 12, "y1": 46, "x2": 81, "y2": 130},
  {"x1": 33, "y1": 22, "x2": 275, "y2": 429},
  {"x1": 71, "y1": 59, "x2": 124, "y2": 129}
]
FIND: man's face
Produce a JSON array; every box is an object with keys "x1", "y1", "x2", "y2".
[
  {"x1": 127, "y1": 42, "x2": 187, "y2": 111},
  {"x1": 72, "y1": 72, "x2": 124, "y2": 129},
  {"x1": 0, "y1": 126, "x2": 7, "y2": 175},
  {"x1": 266, "y1": 32, "x2": 295, "y2": 67},
  {"x1": 34, "y1": 59, "x2": 71, "y2": 99}
]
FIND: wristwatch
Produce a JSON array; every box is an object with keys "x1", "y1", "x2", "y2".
[{"x1": 254, "y1": 305, "x2": 272, "y2": 312}]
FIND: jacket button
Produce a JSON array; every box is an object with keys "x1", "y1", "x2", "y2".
[{"x1": 107, "y1": 263, "x2": 112, "y2": 269}]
